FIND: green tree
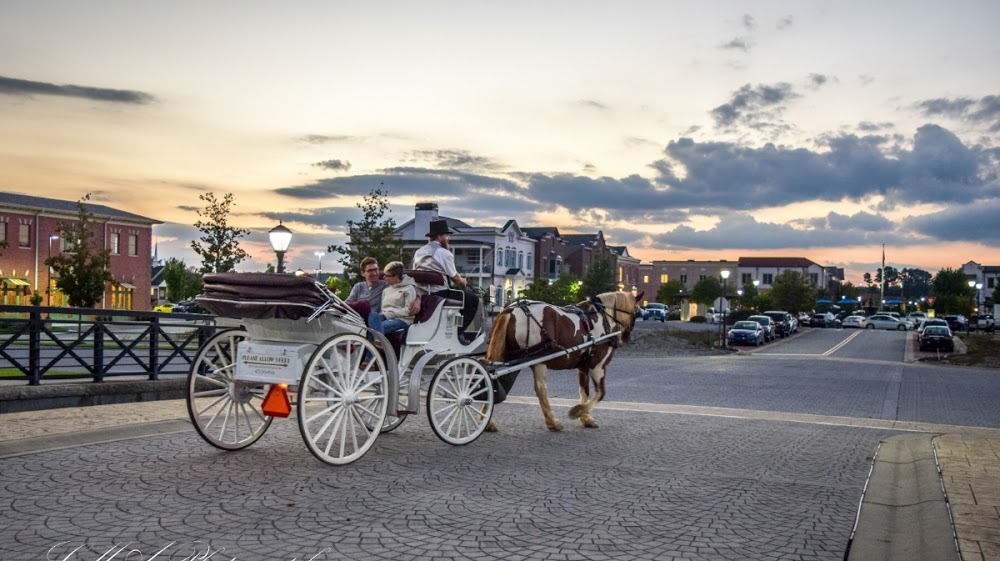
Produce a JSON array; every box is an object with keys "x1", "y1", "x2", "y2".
[
  {"x1": 44, "y1": 194, "x2": 114, "y2": 308},
  {"x1": 931, "y1": 268, "x2": 976, "y2": 314},
  {"x1": 738, "y1": 279, "x2": 760, "y2": 311},
  {"x1": 899, "y1": 268, "x2": 932, "y2": 300},
  {"x1": 162, "y1": 258, "x2": 202, "y2": 302},
  {"x1": 769, "y1": 270, "x2": 816, "y2": 314},
  {"x1": 325, "y1": 274, "x2": 351, "y2": 300},
  {"x1": 328, "y1": 187, "x2": 404, "y2": 285},
  {"x1": 579, "y1": 257, "x2": 617, "y2": 298},
  {"x1": 656, "y1": 279, "x2": 687, "y2": 306},
  {"x1": 690, "y1": 276, "x2": 722, "y2": 306},
  {"x1": 191, "y1": 193, "x2": 250, "y2": 273},
  {"x1": 521, "y1": 274, "x2": 581, "y2": 305}
]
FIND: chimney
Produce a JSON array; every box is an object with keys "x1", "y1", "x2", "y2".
[{"x1": 413, "y1": 202, "x2": 439, "y2": 239}]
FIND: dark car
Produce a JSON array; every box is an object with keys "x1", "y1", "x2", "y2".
[
  {"x1": 809, "y1": 313, "x2": 840, "y2": 328},
  {"x1": 173, "y1": 299, "x2": 212, "y2": 314},
  {"x1": 762, "y1": 311, "x2": 791, "y2": 338},
  {"x1": 943, "y1": 315, "x2": 967, "y2": 332},
  {"x1": 919, "y1": 325, "x2": 955, "y2": 352}
]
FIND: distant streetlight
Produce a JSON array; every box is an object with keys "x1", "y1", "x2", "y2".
[
  {"x1": 314, "y1": 251, "x2": 325, "y2": 274},
  {"x1": 720, "y1": 270, "x2": 730, "y2": 348},
  {"x1": 968, "y1": 280, "x2": 977, "y2": 333},
  {"x1": 268, "y1": 222, "x2": 293, "y2": 273},
  {"x1": 47, "y1": 234, "x2": 59, "y2": 306}
]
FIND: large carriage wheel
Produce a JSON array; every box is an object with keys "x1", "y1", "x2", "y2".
[
  {"x1": 298, "y1": 334, "x2": 388, "y2": 465},
  {"x1": 187, "y1": 329, "x2": 273, "y2": 450},
  {"x1": 427, "y1": 357, "x2": 494, "y2": 445}
]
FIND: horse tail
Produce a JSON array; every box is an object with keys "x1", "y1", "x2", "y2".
[{"x1": 485, "y1": 310, "x2": 512, "y2": 362}]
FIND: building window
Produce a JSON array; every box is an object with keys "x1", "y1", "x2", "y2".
[
  {"x1": 643, "y1": 275, "x2": 649, "y2": 283},
  {"x1": 19, "y1": 224, "x2": 30, "y2": 247},
  {"x1": 763, "y1": 274, "x2": 774, "y2": 284},
  {"x1": 659, "y1": 274, "x2": 668, "y2": 283},
  {"x1": 497, "y1": 249, "x2": 504, "y2": 266},
  {"x1": 699, "y1": 274, "x2": 706, "y2": 281},
  {"x1": 810, "y1": 273, "x2": 818, "y2": 285},
  {"x1": 680, "y1": 274, "x2": 687, "y2": 285},
  {"x1": 526, "y1": 253, "x2": 532, "y2": 270},
  {"x1": 0, "y1": 222, "x2": 6, "y2": 245},
  {"x1": 467, "y1": 253, "x2": 480, "y2": 267},
  {"x1": 741, "y1": 273, "x2": 752, "y2": 285},
  {"x1": 508, "y1": 233, "x2": 514, "y2": 242},
  {"x1": 518, "y1": 251, "x2": 524, "y2": 269},
  {"x1": 988, "y1": 278, "x2": 995, "y2": 289},
  {"x1": 128, "y1": 234, "x2": 138, "y2": 256},
  {"x1": 110, "y1": 233, "x2": 121, "y2": 255}
]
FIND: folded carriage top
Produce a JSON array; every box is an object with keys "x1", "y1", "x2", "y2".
[{"x1": 197, "y1": 273, "x2": 344, "y2": 321}]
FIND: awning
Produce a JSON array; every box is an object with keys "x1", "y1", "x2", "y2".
[
  {"x1": 2, "y1": 278, "x2": 30, "y2": 286},
  {"x1": 117, "y1": 282, "x2": 136, "y2": 289}
]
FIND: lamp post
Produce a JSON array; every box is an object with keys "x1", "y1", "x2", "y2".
[
  {"x1": 314, "y1": 251, "x2": 325, "y2": 275},
  {"x1": 720, "y1": 270, "x2": 730, "y2": 347},
  {"x1": 268, "y1": 222, "x2": 293, "y2": 273},
  {"x1": 968, "y1": 280, "x2": 976, "y2": 333},
  {"x1": 47, "y1": 234, "x2": 59, "y2": 306}
]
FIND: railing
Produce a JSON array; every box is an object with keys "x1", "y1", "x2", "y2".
[{"x1": 0, "y1": 305, "x2": 218, "y2": 385}]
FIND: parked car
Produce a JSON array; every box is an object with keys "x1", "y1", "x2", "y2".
[
  {"x1": 943, "y1": 315, "x2": 967, "y2": 332},
  {"x1": 906, "y1": 311, "x2": 928, "y2": 326},
  {"x1": 705, "y1": 307, "x2": 718, "y2": 323},
  {"x1": 643, "y1": 303, "x2": 667, "y2": 322},
  {"x1": 842, "y1": 315, "x2": 865, "y2": 328},
  {"x1": 727, "y1": 320, "x2": 766, "y2": 346},
  {"x1": 917, "y1": 318, "x2": 949, "y2": 335},
  {"x1": 152, "y1": 303, "x2": 176, "y2": 313},
  {"x1": 787, "y1": 313, "x2": 799, "y2": 333},
  {"x1": 762, "y1": 311, "x2": 792, "y2": 338},
  {"x1": 862, "y1": 314, "x2": 910, "y2": 331},
  {"x1": 747, "y1": 315, "x2": 776, "y2": 341},
  {"x1": 971, "y1": 314, "x2": 995, "y2": 333},
  {"x1": 809, "y1": 312, "x2": 840, "y2": 328},
  {"x1": 173, "y1": 299, "x2": 211, "y2": 314},
  {"x1": 919, "y1": 325, "x2": 955, "y2": 352},
  {"x1": 798, "y1": 312, "x2": 811, "y2": 325}
]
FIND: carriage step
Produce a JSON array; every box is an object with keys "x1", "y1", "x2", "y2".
[{"x1": 396, "y1": 410, "x2": 417, "y2": 416}]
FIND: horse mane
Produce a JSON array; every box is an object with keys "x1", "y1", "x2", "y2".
[
  {"x1": 596, "y1": 291, "x2": 637, "y2": 343},
  {"x1": 485, "y1": 310, "x2": 512, "y2": 362}
]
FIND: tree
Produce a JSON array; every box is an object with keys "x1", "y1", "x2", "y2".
[
  {"x1": 162, "y1": 258, "x2": 202, "y2": 302},
  {"x1": 656, "y1": 279, "x2": 686, "y2": 306},
  {"x1": 579, "y1": 257, "x2": 617, "y2": 298},
  {"x1": 521, "y1": 274, "x2": 581, "y2": 305},
  {"x1": 931, "y1": 268, "x2": 976, "y2": 314},
  {"x1": 324, "y1": 275, "x2": 351, "y2": 300},
  {"x1": 191, "y1": 192, "x2": 250, "y2": 274},
  {"x1": 738, "y1": 279, "x2": 760, "y2": 311},
  {"x1": 769, "y1": 270, "x2": 816, "y2": 314},
  {"x1": 328, "y1": 187, "x2": 404, "y2": 285},
  {"x1": 690, "y1": 277, "x2": 722, "y2": 306},
  {"x1": 899, "y1": 268, "x2": 932, "y2": 300},
  {"x1": 44, "y1": 194, "x2": 114, "y2": 308}
]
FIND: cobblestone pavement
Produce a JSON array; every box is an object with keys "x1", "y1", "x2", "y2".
[
  {"x1": 936, "y1": 434, "x2": 1000, "y2": 561},
  {"x1": 1, "y1": 401, "x2": 896, "y2": 561}
]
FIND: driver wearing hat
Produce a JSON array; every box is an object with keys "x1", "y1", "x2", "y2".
[{"x1": 412, "y1": 218, "x2": 479, "y2": 340}]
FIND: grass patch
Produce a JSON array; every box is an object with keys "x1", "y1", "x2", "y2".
[
  {"x1": 662, "y1": 328, "x2": 723, "y2": 349},
  {"x1": 950, "y1": 333, "x2": 1000, "y2": 368},
  {"x1": 0, "y1": 368, "x2": 85, "y2": 378}
]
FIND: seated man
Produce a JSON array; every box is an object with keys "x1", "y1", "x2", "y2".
[
  {"x1": 345, "y1": 256, "x2": 386, "y2": 321},
  {"x1": 412, "y1": 219, "x2": 479, "y2": 342},
  {"x1": 367, "y1": 262, "x2": 418, "y2": 337}
]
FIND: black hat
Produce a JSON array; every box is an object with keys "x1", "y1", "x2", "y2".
[{"x1": 426, "y1": 219, "x2": 454, "y2": 237}]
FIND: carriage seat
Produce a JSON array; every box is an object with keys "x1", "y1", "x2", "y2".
[
  {"x1": 403, "y1": 269, "x2": 464, "y2": 307},
  {"x1": 197, "y1": 273, "x2": 330, "y2": 320},
  {"x1": 384, "y1": 293, "x2": 460, "y2": 354}
]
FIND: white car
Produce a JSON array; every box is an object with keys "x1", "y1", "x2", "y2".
[
  {"x1": 862, "y1": 314, "x2": 911, "y2": 331},
  {"x1": 842, "y1": 315, "x2": 865, "y2": 328}
]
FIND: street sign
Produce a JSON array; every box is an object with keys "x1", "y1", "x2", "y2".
[{"x1": 926, "y1": 296, "x2": 937, "y2": 306}]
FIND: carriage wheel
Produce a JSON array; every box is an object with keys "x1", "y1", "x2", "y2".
[
  {"x1": 427, "y1": 357, "x2": 494, "y2": 446},
  {"x1": 298, "y1": 334, "x2": 388, "y2": 465},
  {"x1": 187, "y1": 329, "x2": 273, "y2": 450}
]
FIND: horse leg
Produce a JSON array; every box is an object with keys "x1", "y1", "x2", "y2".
[
  {"x1": 532, "y1": 364, "x2": 563, "y2": 431},
  {"x1": 571, "y1": 367, "x2": 605, "y2": 428},
  {"x1": 568, "y1": 368, "x2": 590, "y2": 420}
]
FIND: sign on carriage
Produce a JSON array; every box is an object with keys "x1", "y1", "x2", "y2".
[{"x1": 235, "y1": 341, "x2": 315, "y2": 385}]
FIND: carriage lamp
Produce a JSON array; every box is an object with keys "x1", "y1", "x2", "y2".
[{"x1": 269, "y1": 222, "x2": 293, "y2": 273}]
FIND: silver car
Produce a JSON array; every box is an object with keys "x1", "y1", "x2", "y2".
[{"x1": 862, "y1": 314, "x2": 910, "y2": 331}]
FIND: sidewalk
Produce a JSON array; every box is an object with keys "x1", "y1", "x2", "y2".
[{"x1": 936, "y1": 434, "x2": 1000, "y2": 561}]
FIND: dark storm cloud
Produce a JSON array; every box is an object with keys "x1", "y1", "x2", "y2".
[
  {"x1": 652, "y1": 213, "x2": 911, "y2": 250},
  {"x1": 312, "y1": 159, "x2": 351, "y2": 171},
  {"x1": 649, "y1": 125, "x2": 999, "y2": 211},
  {"x1": 797, "y1": 211, "x2": 892, "y2": 232},
  {"x1": 405, "y1": 149, "x2": 502, "y2": 171},
  {"x1": 0, "y1": 75, "x2": 154, "y2": 104},
  {"x1": 908, "y1": 199, "x2": 1000, "y2": 243},
  {"x1": 711, "y1": 83, "x2": 798, "y2": 128},
  {"x1": 917, "y1": 95, "x2": 1000, "y2": 131}
]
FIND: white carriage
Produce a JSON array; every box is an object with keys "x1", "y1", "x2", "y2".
[{"x1": 187, "y1": 271, "x2": 494, "y2": 466}]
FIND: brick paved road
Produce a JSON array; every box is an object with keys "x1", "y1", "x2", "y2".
[{"x1": 1, "y1": 403, "x2": 896, "y2": 561}]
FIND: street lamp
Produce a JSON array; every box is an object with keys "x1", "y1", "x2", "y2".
[
  {"x1": 720, "y1": 270, "x2": 730, "y2": 347},
  {"x1": 968, "y1": 280, "x2": 977, "y2": 333},
  {"x1": 314, "y1": 251, "x2": 325, "y2": 275},
  {"x1": 268, "y1": 222, "x2": 293, "y2": 273},
  {"x1": 47, "y1": 234, "x2": 59, "y2": 306}
]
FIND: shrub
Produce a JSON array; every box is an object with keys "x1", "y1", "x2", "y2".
[{"x1": 690, "y1": 315, "x2": 707, "y2": 323}]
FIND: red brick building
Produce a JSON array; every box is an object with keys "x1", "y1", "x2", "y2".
[{"x1": 0, "y1": 192, "x2": 159, "y2": 310}]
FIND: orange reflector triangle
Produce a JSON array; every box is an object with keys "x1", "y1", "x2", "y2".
[{"x1": 261, "y1": 384, "x2": 291, "y2": 418}]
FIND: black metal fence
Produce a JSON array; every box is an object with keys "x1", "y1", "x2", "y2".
[{"x1": 0, "y1": 305, "x2": 218, "y2": 385}]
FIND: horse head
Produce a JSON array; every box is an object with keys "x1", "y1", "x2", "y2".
[{"x1": 597, "y1": 290, "x2": 640, "y2": 344}]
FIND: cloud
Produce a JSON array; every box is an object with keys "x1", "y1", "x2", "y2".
[
  {"x1": 720, "y1": 37, "x2": 753, "y2": 52},
  {"x1": 313, "y1": 159, "x2": 351, "y2": 171},
  {"x1": 296, "y1": 134, "x2": 355, "y2": 144},
  {"x1": 857, "y1": 121, "x2": 894, "y2": 132},
  {"x1": 0, "y1": 75, "x2": 154, "y2": 104},
  {"x1": 908, "y1": 198, "x2": 1000, "y2": 243},
  {"x1": 797, "y1": 211, "x2": 892, "y2": 232},
  {"x1": 742, "y1": 14, "x2": 756, "y2": 30},
  {"x1": 405, "y1": 149, "x2": 503, "y2": 171},
  {"x1": 808, "y1": 74, "x2": 832, "y2": 88},
  {"x1": 776, "y1": 15, "x2": 794, "y2": 30},
  {"x1": 916, "y1": 95, "x2": 1000, "y2": 131},
  {"x1": 710, "y1": 82, "x2": 799, "y2": 129},
  {"x1": 576, "y1": 99, "x2": 610, "y2": 111}
]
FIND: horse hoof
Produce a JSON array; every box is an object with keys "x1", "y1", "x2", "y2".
[
  {"x1": 582, "y1": 418, "x2": 599, "y2": 428},
  {"x1": 485, "y1": 420, "x2": 498, "y2": 432},
  {"x1": 547, "y1": 422, "x2": 564, "y2": 432},
  {"x1": 567, "y1": 405, "x2": 584, "y2": 419}
]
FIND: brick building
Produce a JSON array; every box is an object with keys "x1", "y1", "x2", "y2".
[{"x1": 0, "y1": 192, "x2": 159, "y2": 310}]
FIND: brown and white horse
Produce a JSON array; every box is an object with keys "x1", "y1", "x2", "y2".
[{"x1": 484, "y1": 291, "x2": 641, "y2": 431}]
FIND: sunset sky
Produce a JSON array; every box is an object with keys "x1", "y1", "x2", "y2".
[{"x1": 2, "y1": 1, "x2": 998, "y2": 284}]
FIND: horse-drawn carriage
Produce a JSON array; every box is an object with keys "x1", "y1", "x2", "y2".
[{"x1": 187, "y1": 271, "x2": 638, "y2": 466}]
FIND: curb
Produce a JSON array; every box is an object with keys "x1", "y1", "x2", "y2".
[{"x1": 0, "y1": 379, "x2": 188, "y2": 414}]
